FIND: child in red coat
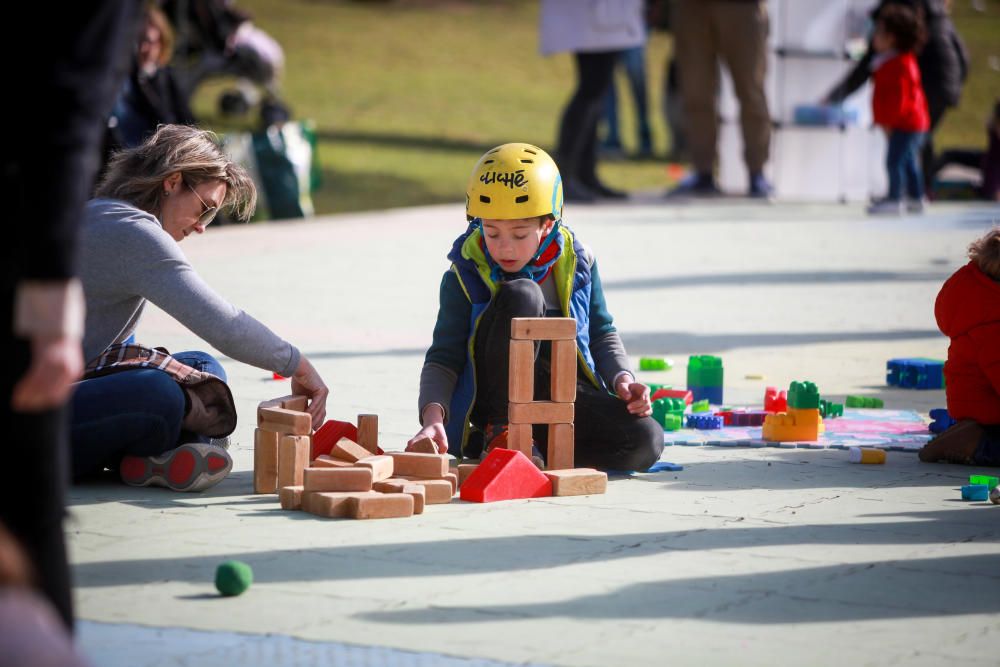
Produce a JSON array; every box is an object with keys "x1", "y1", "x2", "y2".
[
  {"x1": 920, "y1": 227, "x2": 1000, "y2": 466},
  {"x1": 866, "y1": 5, "x2": 931, "y2": 215}
]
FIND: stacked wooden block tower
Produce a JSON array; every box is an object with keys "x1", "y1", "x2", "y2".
[{"x1": 254, "y1": 397, "x2": 455, "y2": 520}]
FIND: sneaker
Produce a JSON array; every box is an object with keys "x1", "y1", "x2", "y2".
[
  {"x1": 666, "y1": 173, "x2": 720, "y2": 199},
  {"x1": 906, "y1": 197, "x2": 928, "y2": 214},
  {"x1": 120, "y1": 442, "x2": 233, "y2": 492},
  {"x1": 581, "y1": 177, "x2": 628, "y2": 200},
  {"x1": 483, "y1": 423, "x2": 545, "y2": 469},
  {"x1": 918, "y1": 420, "x2": 983, "y2": 464},
  {"x1": 867, "y1": 198, "x2": 903, "y2": 215},
  {"x1": 210, "y1": 436, "x2": 231, "y2": 450},
  {"x1": 748, "y1": 173, "x2": 774, "y2": 199}
]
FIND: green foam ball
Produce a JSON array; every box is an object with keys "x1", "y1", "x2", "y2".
[{"x1": 215, "y1": 560, "x2": 253, "y2": 596}]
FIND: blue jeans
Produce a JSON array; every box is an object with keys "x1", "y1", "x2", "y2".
[
  {"x1": 70, "y1": 351, "x2": 226, "y2": 479},
  {"x1": 601, "y1": 45, "x2": 652, "y2": 153},
  {"x1": 886, "y1": 130, "x2": 925, "y2": 201}
]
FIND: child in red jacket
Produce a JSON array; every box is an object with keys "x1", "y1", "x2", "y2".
[
  {"x1": 920, "y1": 227, "x2": 1000, "y2": 466},
  {"x1": 867, "y1": 5, "x2": 931, "y2": 216}
]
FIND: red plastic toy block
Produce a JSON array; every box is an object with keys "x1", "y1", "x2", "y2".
[
  {"x1": 651, "y1": 388, "x2": 693, "y2": 404},
  {"x1": 311, "y1": 420, "x2": 358, "y2": 460},
  {"x1": 272, "y1": 372, "x2": 287, "y2": 380},
  {"x1": 459, "y1": 449, "x2": 553, "y2": 503},
  {"x1": 716, "y1": 410, "x2": 733, "y2": 426},
  {"x1": 764, "y1": 387, "x2": 787, "y2": 413}
]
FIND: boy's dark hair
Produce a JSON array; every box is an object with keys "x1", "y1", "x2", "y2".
[
  {"x1": 877, "y1": 4, "x2": 926, "y2": 53},
  {"x1": 968, "y1": 227, "x2": 1000, "y2": 280}
]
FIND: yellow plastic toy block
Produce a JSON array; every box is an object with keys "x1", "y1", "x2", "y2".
[{"x1": 761, "y1": 407, "x2": 824, "y2": 442}]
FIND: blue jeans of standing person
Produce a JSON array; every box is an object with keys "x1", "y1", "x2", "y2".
[
  {"x1": 886, "y1": 130, "x2": 926, "y2": 201},
  {"x1": 974, "y1": 425, "x2": 1000, "y2": 466},
  {"x1": 602, "y1": 45, "x2": 653, "y2": 154},
  {"x1": 69, "y1": 351, "x2": 226, "y2": 479}
]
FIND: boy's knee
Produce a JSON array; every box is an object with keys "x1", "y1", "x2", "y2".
[
  {"x1": 496, "y1": 279, "x2": 545, "y2": 317},
  {"x1": 172, "y1": 350, "x2": 227, "y2": 381},
  {"x1": 620, "y1": 416, "x2": 664, "y2": 472}
]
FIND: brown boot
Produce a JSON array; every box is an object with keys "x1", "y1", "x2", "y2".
[{"x1": 918, "y1": 420, "x2": 984, "y2": 464}]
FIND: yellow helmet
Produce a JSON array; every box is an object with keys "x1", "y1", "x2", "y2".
[{"x1": 466, "y1": 143, "x2": 563, "y2": 221}]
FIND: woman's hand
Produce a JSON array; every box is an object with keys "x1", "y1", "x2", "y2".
[
  {"x1": 406, "y1": 404, "x2": 449, "y2": 454},
  {"x1": 614, "y1": 374, "x2": 652, "y2": 417},
  {"x1": 290, "y1": 355, "x2": 328, "y2": 430}
]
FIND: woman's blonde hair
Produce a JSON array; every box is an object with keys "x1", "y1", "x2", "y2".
[
  {"x1": 968, "y1": 226, "x2": 1000, "y2": 280},
  {"x1": 144, "y1": 3, "x2": 175, "y2": 67},
  {"x1": 96, "y1": 124, "x2": 257, "y2": 221}
]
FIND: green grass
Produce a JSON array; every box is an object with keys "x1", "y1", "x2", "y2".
[{"x1": 191, "y1": 0, "x2": 998, "y2": 216}]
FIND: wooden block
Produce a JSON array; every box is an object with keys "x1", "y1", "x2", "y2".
[
  {"x1": 356, "y1": 455, "x2": 394, "y2": 482},
  {"x1": 508, "y1": 339, "x2": 535, "y2": 403},
  {"x1": 280, "y1": 395, "x2": 309, "y2": 412},
  {"x1": 510, "y1": 317, "x2": 576, "y2": 341},
  {"x1": 393, "y1": 478, "x2": 453, "y2": 504},
  {"x1": 550, "y1": 339, "x2": 578, "y2": 403},
  {"x1": 306, "y1": 491, "x2": 378, "y2": 518},
  {"x1": 373, "y1": 480, "x2": 427, "y2": 514},
  {"x1": 442, "y1": 471, "x2": 458, "y2": 495},
  {"x1": 458, "y1": 463, "x2": 479, "y2": 487},
  {"x1": 256, "y1": 398, "x2": 283, "y2": 424},
  {"x1": 388, "y1": 452, "x2": 449, "y2": 478},
  {"x1": 506, "y1": 423, "x2": 533, "y2": 457},
  {"x1": 543, "y1": 468, "x2": 606, "y2": 496},
  {"x1": 356, "y1": 414, "x2": 379, "y2": 453},
  {"x1": 409, "y1": 436, "x2": 439, "y2": 454},
  {"x1": 460, "y1": 449, "x2": 552, "y2": 503},
  {"x1": 311, "y1": 419, "x2": 359, "y2": 460},
  {"x1": 303, "y1": 466, "x2": 373, "y2": 492},
  {"x1": 253, "y1": 428, "x2": 279, "y2": 494},
  {"x1": 258, "y1": 407, "x2": 311, "y2": 435},
  {"x1": 330, "y1": 437, "x2": 371, "y2": 462},
  {"x1": 313, "y1": 455, "x2": 354, "y2": 468},
  {"x1": 546, "y1": 423, "x2": 575, "y2": 471},
  {"x1": 279, "y1": 485, "x2": 304, "y2": 510},
  {"x1": 277, "y1": 435, "x2": 310, "y2": 489},
  {"x1": 350, "y1": 493, "x2": 414, "y2": 520},
  {"x1": 509, "y1": 401, "x2": 574, "y2": 425}
]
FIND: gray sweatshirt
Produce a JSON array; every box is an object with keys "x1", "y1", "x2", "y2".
[{"x1": 78, "y1": 198, "x2": 300, "y2": 376}]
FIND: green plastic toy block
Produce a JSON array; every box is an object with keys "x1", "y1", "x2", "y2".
[
  {"x1": 639, "y1": 357, "x2": 673, "y2": 371},
  {"x1": 687, "y1": 355, "x2": 723, "y2": 388},
  {"x1": 787, "y1": 381, "x2": 820, "y2": 410},
  {"x1": 652, "y1": 397, "x2": 686, "y2": 429},
  {"x1": 691, "y1": 399, "x2": 710, "y2": 413},
  {"x1": 846, "y1": 395, "x2": 884, "y2": 408},
  {"x1": 663, "y1": 413, "x2": 683, "y2": 431},
  {"x1": 969, "y1": 475, "x2": 999, "y2": 490},
  {"x1": 819, "y1": 399, "x2": 844, "y2": 418}
]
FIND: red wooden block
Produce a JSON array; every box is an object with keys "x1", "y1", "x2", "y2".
[
  {"x1": 311, "y1": 419, "x2": 358, "y2": 460},
  {"x1": 651, "y1": 388, "x2": 693, "y2": 404},
  {"x1": 459, "y1": 449, "x2": 552, "y2": 503},
  {"x1": 764, "y1": 387, "x2": 788, "y2": 413}
]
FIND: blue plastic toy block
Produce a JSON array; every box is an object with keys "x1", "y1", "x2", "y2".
[
  {"x1": 928, "y1": 407, "x2": 956, "y2": 434},
  {"x1": 961, "y1": 484, "x2": 989, "y2": 501},
  {"x1": 887, "y1": 358, "x2": 945, "y2": 389},
  {"x1": 686, "y1": 414, "x2": 724, "y2": 430},
  {"x1": 647, "y1": 462, "x2": 684, "y2": 473},
  {"x1": 689, "y1": 385, "x2": 723, "y2": 405}
]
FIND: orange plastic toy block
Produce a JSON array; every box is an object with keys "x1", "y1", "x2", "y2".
[{"x1": 761, "y1": 407, "x2": 824, "y2": 442}]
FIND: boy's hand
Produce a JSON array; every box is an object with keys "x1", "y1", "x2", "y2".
[
  {"x1": 407, "y1": 424, "x2": 448, "y2": 454},
  {"x1": 615, "y1": 375, "x2": 652, "y2": 417}
]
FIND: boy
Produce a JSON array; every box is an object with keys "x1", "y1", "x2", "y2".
[
  {"x1": 920, "y1": 227, "x2": 1000, "y2": 465},
  {"x1": 408, "y1": 143, "x2": 662, "y2": 472},
  {"x1": 866, "y1": 5, "x2": 931, "y2": 215}
]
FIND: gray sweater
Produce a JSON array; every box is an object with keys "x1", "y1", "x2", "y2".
[{"x1": 78, "y1": 198, "x2": 300, "y2": 376}]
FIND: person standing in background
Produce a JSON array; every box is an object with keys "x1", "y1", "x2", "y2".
[
  {"x1": 668, "y1": 0, "x2": 773, "y2": 199},
  {"x1": 540, "y1": 0, "x2": 646, "y2": 202},
  {"x1": 1, "y1": 0, "x2": 138, "y2": 632}
]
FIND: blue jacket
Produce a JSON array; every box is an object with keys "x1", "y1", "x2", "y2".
[{"x1": 424, "y1": 222, "x2": 621, "y2": 455}]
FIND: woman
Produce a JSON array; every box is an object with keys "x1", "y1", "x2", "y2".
[{"x1": 73, "y1": 124, "x2": 329, "y2": 492}]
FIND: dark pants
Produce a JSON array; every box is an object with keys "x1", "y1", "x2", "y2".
[
  {"x1": 70, "y1": 351, "x2": 225, "y2": 479},
  {"x1": 556, "y1": 51, "x2": 621, "y2": 186},
  {"x1": 0, "y1": 297, "x2": 74, "y2": 631},
  {"x1": 922, "y1": 98, "x2": 948, "y2": 193},
  {"x1": 471, "y1": 279, "x2": 663, "y2": 472},
  {"x1": 974, "y1": 425, "x2": 1000, "y2": 467},
  {"x1": 886, "y1": 130, "x2": 925, "y2": 201}
]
